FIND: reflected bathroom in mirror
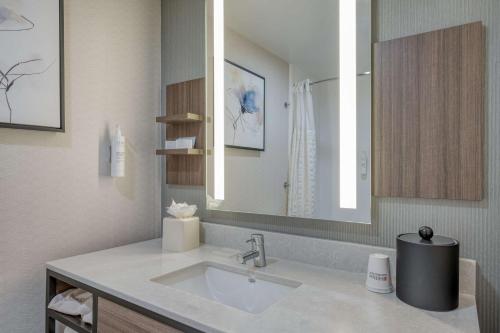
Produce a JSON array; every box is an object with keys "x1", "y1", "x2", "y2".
[{"x1": 207, "y1": 0, "x2": 372, "y2": 223}]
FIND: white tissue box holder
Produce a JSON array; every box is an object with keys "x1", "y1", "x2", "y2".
[{"x1": 162, "y1": 217, "x2": 200, "y2": 252}]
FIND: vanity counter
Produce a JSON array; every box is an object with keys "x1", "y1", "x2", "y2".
[{"x1": 47, "y1": 239, "x2": 479, "y2": 333}]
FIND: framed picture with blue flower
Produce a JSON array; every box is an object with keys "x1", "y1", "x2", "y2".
[{"x1": 224, "y1": 60, "x2": 265, "y2": 151}]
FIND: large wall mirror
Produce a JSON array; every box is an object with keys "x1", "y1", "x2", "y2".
[{"x1": 206, "y1": 0, "x2": 372, "y2": 223}]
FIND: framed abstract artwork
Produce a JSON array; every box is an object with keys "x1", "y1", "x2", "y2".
[
  {"x1": 0, "y1": 0, "x2": 64, "y2": 132},
  {"x1": 224, "y1": 60, "x2": 265, "y2": 151}
]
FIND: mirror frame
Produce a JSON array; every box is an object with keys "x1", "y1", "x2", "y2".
[{"x1": 205, "y1": 0, "x2": 372, "y2": 224}]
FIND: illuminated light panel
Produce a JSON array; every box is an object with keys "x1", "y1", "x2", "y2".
[
  {"x1": 213, "y1": 0, "x2": 224, "y2": 200},
  {"x1": 339, "y1": 0, "x2": 357, "y2": 209}
]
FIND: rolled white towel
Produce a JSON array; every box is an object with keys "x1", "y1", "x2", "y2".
[
  {"x1": 55, "y1": 320, "x2": 66, "y2": 333},
  {"x1": 64, "y1": 327, "x2": 78, "y2": 333},
  {"x1": 55, "y1": 322, "x2": 78, "y2": 333}
]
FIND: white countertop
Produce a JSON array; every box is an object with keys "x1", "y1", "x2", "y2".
[{"x1": 47, "y1": 239, "x2": 479, "y2": 333}]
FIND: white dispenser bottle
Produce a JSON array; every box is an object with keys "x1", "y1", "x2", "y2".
[{"x1": 111, "y1": 125, "x2": 125, "y2": 177}]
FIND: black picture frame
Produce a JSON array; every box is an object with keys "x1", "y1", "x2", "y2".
[
  {"x1": 0, "y1": 0, "x2": 65, "y2": 132},
  {"x1": 224, "y1": 59, "x2": 265, "y2": 151}
]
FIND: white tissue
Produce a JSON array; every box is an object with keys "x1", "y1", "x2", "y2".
[
  {"x1": 206, "y1": 194, "x2": 223, "y2": 209},
  {"x1": 166, "y1": 200, "x2": 197, "y2": 218},
  {"x1": 176, "y1": 136, "x2": 196, "y2": 149}
]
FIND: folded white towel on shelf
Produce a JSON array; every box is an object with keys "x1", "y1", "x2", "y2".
[{"x1": 48, "y1": 288, "x2": 93, "y2": 325}]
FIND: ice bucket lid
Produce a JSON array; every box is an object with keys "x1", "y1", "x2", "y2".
[{"x1": 398, "y1": 226, "x2": 458, "y2": 247}]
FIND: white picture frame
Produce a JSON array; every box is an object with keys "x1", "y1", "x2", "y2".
[{"x1": 224, "y1": 60, "x2": 265, "y2": 151}]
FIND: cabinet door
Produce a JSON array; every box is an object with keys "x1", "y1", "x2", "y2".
[{"x1": 97, "y1": 297, "x2": 183, "y2": 333}]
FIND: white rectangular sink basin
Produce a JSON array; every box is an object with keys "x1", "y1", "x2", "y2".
[{"x1": 151, "y1": 262, "x2": 301, "y2": 314}]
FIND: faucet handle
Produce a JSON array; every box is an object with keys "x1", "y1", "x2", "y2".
[
  {"x1": 239, "y1": 234, "x2": 266, "y2": 267},
  {"x1": 246, "y1": 237, "x2": 256, "y2": 251},
  {"x1": 251, "y1": 234, "x2": 264, "y2": 243}
]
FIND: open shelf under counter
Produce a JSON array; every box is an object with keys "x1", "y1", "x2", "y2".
[
  {"x1": 155, "y1": 148, "x2": 204, "y2": 156},
  {"x1": 46, "y1": 270, "x2": 97, "y2": 333},
  {"x1": 46, "y1": 268, "x2": 201, "y2": 333},
  {"x1": 47, "y1": 309, "x2": 92, "y2": 333},
  {"x1": 156, "y1": 113, "x2": 203, "y2": 124}
]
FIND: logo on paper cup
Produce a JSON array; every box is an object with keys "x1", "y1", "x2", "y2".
[{"x1": 369, "y1": 271, "x2": 388, "y2": 281}]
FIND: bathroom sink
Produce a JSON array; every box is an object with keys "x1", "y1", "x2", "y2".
[{"x1": 151, "y1": 262, "x2": 301, "y2": 314}]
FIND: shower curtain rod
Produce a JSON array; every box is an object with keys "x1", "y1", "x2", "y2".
[
  {"x1": 285, "y1": 71, "x2": 372, "y2": 109},
  {"x1": 309, "y1": 71, "x2": 371, "y2": 86}
]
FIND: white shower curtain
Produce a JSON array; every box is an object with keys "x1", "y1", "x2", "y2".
[{"x1": 288, "y1": 79, "x2": 317, "y2": 217}]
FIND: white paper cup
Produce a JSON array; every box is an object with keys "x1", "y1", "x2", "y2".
[{"x1": 366, "y1": 253, "x2": 393, "y2": 293}]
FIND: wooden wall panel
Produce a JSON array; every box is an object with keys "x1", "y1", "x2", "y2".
[
  {"x1": 166, "y1": 78, "x2": 205, "y2": 117},
  {"x1": 165, "y1": 78, "x2": 205, "y2": 186},
  {"x1": 374, "y1": 22, "x2": 484, "y2": 200}
]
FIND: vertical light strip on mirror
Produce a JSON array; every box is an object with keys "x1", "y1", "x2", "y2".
[
  {"x1": 339, "y1": 0, "x2": 357, "y2": 209},
  {"x1": 213, "y1": 0, "x2": 225, "y2": 200}
]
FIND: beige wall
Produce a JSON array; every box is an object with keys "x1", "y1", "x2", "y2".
[
  {"x1": 164, "y1": 0, "x2": 500, "y2": 331},
  {"x1": 0, "y1": 1, "x2": 162, "y2": 332}
]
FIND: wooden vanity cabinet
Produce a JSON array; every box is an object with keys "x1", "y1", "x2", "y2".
[
  {"x1": 46, "y1": 270, "x2": 201, "y2": 333},
  {"x1": 97, "y1": 297, "x2": 182, "y2": 333}
]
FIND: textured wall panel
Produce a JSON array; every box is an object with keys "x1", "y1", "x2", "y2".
[
  {"x1": 0, "y1": 1, "x2": 162, "y2": 332},
  {"x1": 161, "y1": 0, "x2": 206, "y2": 211},
  {"x1": 164, "y1": 0, "x2": 499, "y2": 331}
]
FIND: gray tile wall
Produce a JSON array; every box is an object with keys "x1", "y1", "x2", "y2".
[
  {"x1": 163, "y1": 0, "x2": 500, "y2": 330},
  {"x1": 200, "y1": 222, "x2": 478, "y2": 297}
]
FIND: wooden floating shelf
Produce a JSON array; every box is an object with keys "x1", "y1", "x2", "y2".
[
  {"x1": 159, "y1": 78, "x2": 205, "y2": 186},
  {"x1": 156, "y1": 148, "x2": 204, "y2": 156},
  {"x1": 156, "y1": 113, "x2": 203, "y2": 124}
]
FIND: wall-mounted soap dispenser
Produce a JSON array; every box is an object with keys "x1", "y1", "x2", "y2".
[{"x1": 111, "y1": 125, "x2": 125, "y2": 177}]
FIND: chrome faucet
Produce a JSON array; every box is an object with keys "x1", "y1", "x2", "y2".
[{"x1": 238, "y1": 234, "x2": 266, "y2": 267}]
